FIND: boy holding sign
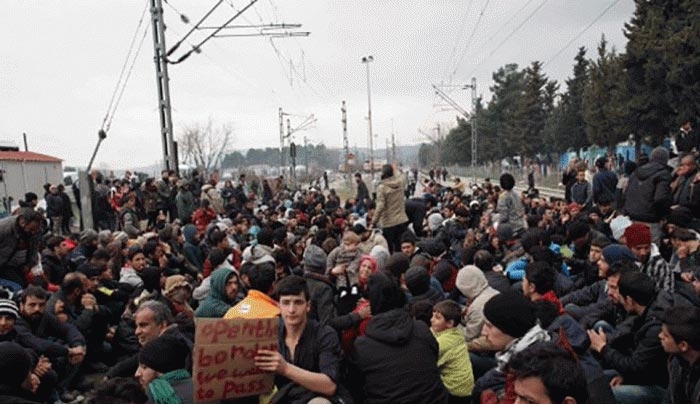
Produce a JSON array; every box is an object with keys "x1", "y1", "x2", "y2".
[{"x1": 255, "y1": 275, "x2": 343, "y2": 404}]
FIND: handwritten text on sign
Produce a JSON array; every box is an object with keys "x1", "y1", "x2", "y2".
[{"x1": 194, "y1": 317, "x2": 278, "y2": 403}]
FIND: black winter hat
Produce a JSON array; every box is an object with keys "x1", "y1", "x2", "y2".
[
  {"x1": 139, "y1": 335, "x2": 189, "y2": 374},
  {"x1": 383, "y1": 253, "x2": 410, "y2": 278},
  {"x1": 483, "y1": 292, "x2": 536, "y2": 338},
  {"x1": 405, "y1": 266, "x2": 431, "y2": 295},
  {"x1": 0, "y1": 342, "x2": 33, "y2": 387},
  {"x1": 567, "y1": 220, "x2": 590, "y2": 242}
]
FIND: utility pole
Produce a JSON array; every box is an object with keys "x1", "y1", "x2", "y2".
[
  {"x1": 150, "y1": 0, "x2": 178, "y2": 174},
  {"x1": 342, "y1": 100, "x2": 349, "y2": 167},
  {"x1": 287, "y1": 118, "x2": 292, "y2": 183},
  {"x1": 303, "y1": 136, "x2": 308, "y2": 177},
  {"x1": 432, "y1": 81, "x2": 477, "y2": 166},
  {"x1": 468, "y1": 77, "x2": 478, "y2": 167},
  {"x1": 361, "y1": 56, "x2": 375, "y2": 181},
  {"x1": 391, "y1": 121, "x2": 396, "y2": 163},
  {"x1": 279, "y1": 107, "x2": 285, "y2": 171}
]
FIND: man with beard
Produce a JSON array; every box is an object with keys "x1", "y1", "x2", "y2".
[
  {"x1": 0, "y1": 208, "x2": 43, "y2": 291},
  {"x1": 14, "y1": 286, "x2": 86, "y2": 401},
  {"x1": 47, "y1": 271, "x2": 111, "y2": 372}
]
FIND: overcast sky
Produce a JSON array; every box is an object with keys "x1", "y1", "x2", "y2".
[{"x1": 0, "y1": 0, "x2": 636, "y2": 169}]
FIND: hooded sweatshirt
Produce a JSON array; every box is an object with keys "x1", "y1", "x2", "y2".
[
  {"x1": 352, "y1": 308, "x2": 448, "y2": 404},
  {"x1": 182, "y1": 224, "x2": 204, "y2": 272},
  {"x1": 373, "y1": 172, "x2": 409, "y2": 228},
  {"x1": 456, "y1": 265, "x2": 500, "y2": 344},
  {"x1": 194, "y1": 267, "x2": 237, "y2": 318}
]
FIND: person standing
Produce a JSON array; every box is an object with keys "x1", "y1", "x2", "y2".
[
  {"x1": 355, "y1": 173, "x2": 370, "y2": 214},
  {"x1": 623, "y1": 147, "x2": 672, "y2": 245},
  {"x1": 369, "y1": 164, "x2": 409, "y2": 253},
  {"x1": 45, "y1": 184, "x2": 64, "y2": 236},
  {"x1": 593, "y1": 157, "x2": 618, "y2": 206}
]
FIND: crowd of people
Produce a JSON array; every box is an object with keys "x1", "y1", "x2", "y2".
[{"x1": 0, "y1": 145, "x2": 699, "y2": 404}]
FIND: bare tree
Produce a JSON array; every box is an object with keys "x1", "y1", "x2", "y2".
[{"x1": 177, "y1": 118, "x2": 233, "y2": 171}]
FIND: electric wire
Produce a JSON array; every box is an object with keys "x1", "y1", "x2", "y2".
[
  {"x1": 442, "y1": 0, "x2": 474, "y2": 81},
  {"x1": 450, "y1": 0, "x2": 491, "y2": 79},
  {"x1": 104, "y1": 23, "x2": 150, "y2": 133},
  {"x1": 100, "y1": 0, "x2": 150, "y2": 132},
  {"x1": 166, "y1": 0, "x2": 225, "y2": 57},
  {"x1": 466, "y1": 0, "x2": 550, "y2": 78},
  {"x1": 543, "y1": 0, "x2": 622, "y2": 67}
]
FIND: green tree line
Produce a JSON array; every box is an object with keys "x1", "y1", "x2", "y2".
[{"x1": 423, "y1": 0, "x2": 700, "y2": 167}]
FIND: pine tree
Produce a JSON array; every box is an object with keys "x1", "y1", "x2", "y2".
[
  {"x1": 557, "y1": 47, "x2": 590, "y2": 153},
  {"x1": 513, "y1": 61, "x2": 549, "y2": 158},
  {"x1": 583, "y1": 36, "x2": 630, "y2": 148},
  {"x1": 482, "y1": 64, "x2": 526, "y2": 158}
]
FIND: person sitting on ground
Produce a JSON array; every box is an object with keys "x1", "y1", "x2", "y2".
[
  {"x1": 587, "y1": 270, "x2": 670, "y2": 404},
  {"x1": 472, "y1": 292, "x2": 550, "y2": 400},
  {"x1": 430, "y1": 300, "x2": 474, "y2": 403},
  {"x1": 349, "y1": 272, "x2": 448, "y2": 404},
  {"x1": 224, "y1": 261, "x2": 279, "y2": 320},
  {"x1": 135, "y1": 335, "x2": 193, "y2": 404},
  {"x1": 255, "y1": 275, "x2": 346, "y2": 403},
  {"x1": 194, "y1": 266, "x2": 241, "y2": 318},
  {"x1": 0, "y1": 341, "x2": 41, "y2": 404},
  {"x1": 658, "y1": 305, "x2": 700, "y2": 404},
  {"x1": 504, "y1": 341, "x2": 589, "y2": 404},
  {"x1": 86, "y1": 377, "x2": 148, "y2": 404}
]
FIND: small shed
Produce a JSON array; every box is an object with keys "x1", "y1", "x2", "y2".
[{"x1": 0, "y1": 151, "x2": 63, "y2": 205}]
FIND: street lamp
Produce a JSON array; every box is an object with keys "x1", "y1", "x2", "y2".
[{"x1": 361, "y1": 55, "x2": 374, "y2": 181}]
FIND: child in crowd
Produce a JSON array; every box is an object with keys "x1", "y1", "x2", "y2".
[
  {"x1": 431, "y1": 300, "x2": 474, "y2": 404},
  {"x1": 326, "y1": 231, "x2": 362, "y2": 289}
]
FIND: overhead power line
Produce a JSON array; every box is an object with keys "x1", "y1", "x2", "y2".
[
  {"x1": 442, "y1": 0, "x2": 474, "y2": 81},
  {"x1": 100, "y1": 0, "x2": 150, "y2": 132},
  {"x1": 166, "y1": 0, "x2": 225, "y2": 57},
  {"x1": 450, "y1": 0, "x2": 491, "y2": 78},
  {"x1": 466, "y1": 0, "x2": 550, "y2": 78},
  {"x1": 543, "y1": 0, "x2": 623, "y2": 67},
  {"x1": 167, "y1": 0, "x2": 260, "y2": 64}
]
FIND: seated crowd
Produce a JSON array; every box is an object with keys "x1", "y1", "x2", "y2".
[{"x1": 0, "y1": 153, "x2": 699, "y2": 404}]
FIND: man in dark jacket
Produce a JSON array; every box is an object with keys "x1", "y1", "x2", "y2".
[
  {"x1": 623, "y1": 147, "x2": 672, "y2": 244},
  {"x1": 45, "y1": 184, "x2": 65, "y2": 235},
  {"x1": 0, "y1": 342, "x2": 41, "y2": 404},
  {"x1": 671, "y1": 154, "x2": 700, "y2": 217},
  {"x1": 351, "y1": 273, "x2": 447, "y2": 404},
  {"x1": 587, "y1": 270, "x2": 669, "y2": 403},
  {"x1": 0, "y1": 209, "x2": 43, "y2": 291},
  {"x1": 355, "y1": 172, "x2": 370, "y2": 214},
  {"x1": 659, "y1": 305, "x2": 700, "y2": 404},
  {"x1": 255, "y1": 275, "x2": 343, "y2": 403},
  {"x1": 593, "y1": 157, "x2": 618, "y2": 206},
  {"x1": 301, "y1": 244, "x2": 336, "y2": 325}
]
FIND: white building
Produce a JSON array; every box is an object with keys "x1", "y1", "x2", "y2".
[{"x1": 0, "y1": 151, "x2": 63, "y2": 205}]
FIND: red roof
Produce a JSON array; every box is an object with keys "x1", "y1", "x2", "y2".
[{"x1": 0, "y1": 151, "x2": 62, "y2": 163}]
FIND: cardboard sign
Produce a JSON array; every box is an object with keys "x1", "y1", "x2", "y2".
[{"x1": 193, "y1": 317, "x2": 278, "y2": 403}]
